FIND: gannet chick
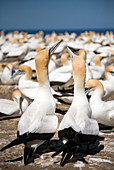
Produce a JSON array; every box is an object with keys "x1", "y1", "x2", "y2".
[
  {"x1": 1, "y1": 63, "x2": 20, "y2": 84},
  {"x1": 49, "y1": 52, "x2": 72, "y2": 83},
  {"x1": 99, "y1": 65, "x2": 114, "y2": 100},
  {"x1": 0, "y1": 40, "x2": 63, "y2": 165},
  {"x1": 85, "y1": 79, "x2": 114, "y2": 127},
  {"x1": 89, "y1": 56, "x2": 105, "y2": 79},
  {"x1": 0, "y1": 90, "x2": 23, "y2": 116},
  {"x1": 52, "y1": 56, "x2": 99, "y2": 166}
]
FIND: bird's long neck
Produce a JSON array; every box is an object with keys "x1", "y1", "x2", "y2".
[
  {"x1": 90, "y1": 85, "x2": 104, "y2": 103},
  {"x1": 74, "y1": 78, "x2": 85, "y2": 98},
  {"x1": 73, "y1": 57, "x2": 86, "y2": 99},
  {"x1": 35, "y1": 49, "x2": 50, "y2": 88}
]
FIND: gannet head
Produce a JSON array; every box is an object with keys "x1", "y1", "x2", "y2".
[
  {"x1": 13, "y1": 65, "x2": 32, "y2": 80},
  {"x1": 12, "y1": 90, "x2": 22, "y2": 103},
  {"x1": 36, "y1": 46, "x2": 44, "y2": 53},
  {"x1": 95, "y1": 56, "x2": 102, "y2": 66},
  {"x1": 78, "y1": 49, "x2": 86, "y2": 61},
  {"x1": 12, "y1": 90, "x2": 23, "y2": 113},
  {"x1": 0, "y1": 63, "x2": 4, "y2": 72},
  {"x1": 1, "y1": 30, "x2": 4, "y2": 37},
  {"x1": 19, "y1": 65, "x2": 32, "y2": 80},
  {"x1": 72, "y1": 56, "x2": 86, "y2": 86},
  {"x1": 11, "y1": 38, "x2": 19, "y2": 44},
  {"x1": 105, "y1": 65, "x2": 114, "y2": 79},
  {"x1": 85, "y1": 79, "x2": 104, "y2": 96},
  {"x1": 35, "y1": 40, "x2": 63, "y2": 84},
  {"x1": 61, "y1": 53, "x2": 70, "y2": 66}
]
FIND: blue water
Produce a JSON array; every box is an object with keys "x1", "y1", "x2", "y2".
[{"x1": 1, "y1": 29, "x2": 114, "y2": 36}]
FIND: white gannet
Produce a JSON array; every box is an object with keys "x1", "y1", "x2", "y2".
[
  {"x1": 1, "y1": 63, "x2": 20, "y2": 85},
  {"x1": 0, "y1": 40, "x2": 62, "y2": 165},
  {"x1": 52, "y1": 55, "x2": 99, "y2": 166},
  {"x1": 49, "y1": 52, "x2": 72, "y2": 83},
  {"x1": 99, "y1": 65, "x2": 114, "y2": 100},
  {"x1": 0, "y1": 90, "x2": 24, "y2": 116},
  {"x1": 85, "y1": 79, "x2": 114, "y2": 127},
  {"x1": 14, "y1": 65, "x2": 61, "y2": 100},
  {"x1": 89, "y1": 56, "x2": 105, "y2": 79}
]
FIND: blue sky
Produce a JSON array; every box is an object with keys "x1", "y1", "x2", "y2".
[{"x1": 0, "y1": 0, "x2": 114, "y2": 30}]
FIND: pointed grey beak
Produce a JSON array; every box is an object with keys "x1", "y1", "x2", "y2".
[
  {"x1": 12, "y1": 69, "x2": 24, "y2": 79},
  {"x1": 49, "y1": 40, "x2": 63, "y2": 57},
  {"x1": 67, "y1": 47, "x2": 76, "y2": 60},
  {"x1": 19, "y1": 96, "x2": 23, "y2": 114},
  {"x1": 85, "y1": 87, "x2": 94, "y2": 95}
]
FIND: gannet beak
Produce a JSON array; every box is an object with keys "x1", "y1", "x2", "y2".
[
  {"x1": 19, "y1": 96, "x2": 23, "y2": 114},
  {"x1": 67, "y1": 47, "x2": 75, "y2": 60},
  {"x1": 49, "y1": 40, "x2": 63, "y2": 57},
  {"x1": 12, "y1": 69, "x2": 24, "y2": 78},
  {"x1": 85, "y1": 87, "x2": 94, "y2": 95}
]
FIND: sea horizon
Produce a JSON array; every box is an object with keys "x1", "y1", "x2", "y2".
[{"x1": 1, "y1": 28, "x2": 114, "y2": 36}]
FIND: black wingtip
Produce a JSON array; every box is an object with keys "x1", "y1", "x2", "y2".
[{"x1": 0, "y1": 138, "x2": 21, "y2": 151}]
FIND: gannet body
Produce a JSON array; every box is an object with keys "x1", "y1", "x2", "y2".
[
  {"x1": 0, "y1": 90, "x2": 25, "y2": 116},
  {"x1": 0, "y1": 40, "x2": 62, "y2": 165},
  {"x1": 15, "y1": 65, "x2": 61, "y2": 100},
  {"x1": 49, "y1": 52, "x2": 72, "y2": 83},
  {"x1": 1, "y1": 63, "x2": 20, "y2": 84},
  {"x1": 99, "y1": 65, "x2": 114, "y2": 100},
  {"x1": 89, "y1": 56, "x2": 105, "y2": 79},
  {"x1": 53, "y1": 53, "x2": 99, "y2": 166},
  {"x1": 85, "y1": 79, "x2": 114, "y2": 127}
]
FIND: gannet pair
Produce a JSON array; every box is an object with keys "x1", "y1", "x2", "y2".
[
  {"x1": 1, "y1": 40, "x2": 63, "y2": 165},
  {"x1": 52, "y1": 50, "x2": 100, "y2": 166},
  {"x1": 85, "y1": 79, "x2": 114, "y2": 127}
]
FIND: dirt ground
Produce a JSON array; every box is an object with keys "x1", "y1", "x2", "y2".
[{"x1": 0, "y1": 77, "x2": 114, "y2": 170}]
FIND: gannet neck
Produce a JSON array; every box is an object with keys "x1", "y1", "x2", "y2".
[
  {"x1": 105, "y1": 65, "x2": 114, "y2": 80},
  {"x1": 72, "y1": 56, "x2": 86, "y2": 96},
  {"x1": 95, "y1": 56, "x2": 102, "y2": 66},
  {"x1": 78, "y1": 49, "x2": 86, "y2": 61},
  {"x1": 19, "y1": 65, "x2": 32, "y2": 80},
  {"x1": 85, "y1": 79, "x2": 104, "y2": 100},
  {"x1": 61, "y1": 53, "x2": 70, "y2": 66},
  {"x1": 35, "y1": 49, "x2": 50, "y2": 86},
  {"x1": 0, "y1": 63, "x2": 3, "y2": 71}
]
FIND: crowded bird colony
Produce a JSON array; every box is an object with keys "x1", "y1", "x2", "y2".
[{"x1": 0, "y1": 30, "x2": 114, "y2": 166}]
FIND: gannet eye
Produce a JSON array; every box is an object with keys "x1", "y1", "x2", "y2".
[{"x1": 110, "y1": 71, "x2": 114, "y2": 76}]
